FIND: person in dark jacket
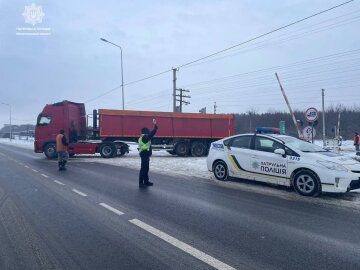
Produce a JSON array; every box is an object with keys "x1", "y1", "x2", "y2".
[
  {"x1": 138, "y1": 119, "x2": 158, "y2": 188},
  {"x1": 56, "y1": 129, "x2": 69, "y2": 171}
]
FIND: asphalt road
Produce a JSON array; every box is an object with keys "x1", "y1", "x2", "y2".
[{"x1": 1, "y1": 143, "x2": 360, "y2": 270}]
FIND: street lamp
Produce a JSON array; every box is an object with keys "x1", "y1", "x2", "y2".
[
  {"x1": 100, "y1": 38, "x2": 125, "y2": 110},
  {"x1": 1, "y1": 102, "x2": 12, "y2": 141}
]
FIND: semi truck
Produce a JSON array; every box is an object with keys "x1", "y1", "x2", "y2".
[{"x1": 34, "y1": 100, "x2": 234, "y2": 158}]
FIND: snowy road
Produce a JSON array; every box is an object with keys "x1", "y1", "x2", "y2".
[{"x1": 1, "y1": 141, "x2": 360, "y2": 269}]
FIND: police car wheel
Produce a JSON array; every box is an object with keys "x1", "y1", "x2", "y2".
[
  {"x1": 213, "y1": 161, "x2": 228, "y2": 181},
  {"x1": 293, "y1": 170, "x2": 320, "y2": 196}
]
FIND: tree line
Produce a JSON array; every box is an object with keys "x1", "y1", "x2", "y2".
[{"x1": 234, "y1": 105, "x2": 360, "y2": 140}]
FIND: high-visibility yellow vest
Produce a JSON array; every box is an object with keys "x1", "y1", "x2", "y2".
[{"x1": 138, "y1": 135, "x2": 151, "y2": 152}]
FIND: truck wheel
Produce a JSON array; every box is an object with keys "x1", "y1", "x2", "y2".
[
  {"x1": 191, "y1": 142, "x2": 207, "y2": 157},
  {"x1": 213, "y1": 160, "x2": 228, "y2": 181},
  {"x1": 100, "y1": 143, "x2": 116, "y2": 158},
  {"x1": 175, "y1": 142, "x2": 190, "y2": 157},
  {"x1": 115, "y1": 143, "x2": 129, "y2": 157},
  {"x1": 293, "y1": 169, "x2": 321, "y2": 196},
  {"x1": 44, "y1": 143, "x2": 57, "y2": 159}
]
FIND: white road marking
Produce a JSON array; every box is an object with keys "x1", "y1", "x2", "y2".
[
  {"x1": 129, "y1": 219, "x2": 236, "y2": 270},
  {"x1": 41, "y1": 173, "x2": 49, "y2": 178},
  {"x1": 24, "y1": 165, "x2": 29, "y2": 168},
  {"x1": 99, "y1": 203, "x2": 124, "y2": 216},
  {"x1": 54, "y1": 180, "x2": 65, "y2": 186},
  {"x1": 32, "y1": 169, "x2": 39, "y2": 173},
  {"x1": 72, "y1": 189, "x2": 88, "y2": 197}
]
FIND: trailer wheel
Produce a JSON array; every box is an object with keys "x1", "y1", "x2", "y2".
[
  {"x1": 115, "y1": 143, "x2": 129, "y2": 157},
  {"x1": 44, "y1": 143, "x2": 57, "y2": 159},
  {"x1": 99, "y1": 143, "x2": 116, "y2": 158},
  {"x1": 175, "y1": 142, "x2": 190, "y2": 157},
  {"x1": 191, "y1": 142, "x2": 207, "y2": 157}
]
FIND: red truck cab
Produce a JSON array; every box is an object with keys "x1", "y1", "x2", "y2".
[{"x1": 34, "y1": 101, "x2": 97, "y2": 158}]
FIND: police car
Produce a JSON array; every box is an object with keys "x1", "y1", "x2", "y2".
[{"x1": 207, "y1": 127, "x2": 360, "y2": 196}]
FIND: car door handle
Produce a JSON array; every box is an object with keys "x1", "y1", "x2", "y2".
[{"x1": 252, "y1": 155, "x2": 259, "y2": 159}]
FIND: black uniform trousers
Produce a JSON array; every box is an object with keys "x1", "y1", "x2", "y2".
[{"x1": 139, "y1": 154, "x2": 150, "y2": 184}]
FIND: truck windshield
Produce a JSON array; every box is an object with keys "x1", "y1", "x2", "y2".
[
  {"x1": 281, "y1": 136, "x2": 327, "y2": 152},
  {"x1": 37, "y1": 115, "x2": 51, "y2": 126}
]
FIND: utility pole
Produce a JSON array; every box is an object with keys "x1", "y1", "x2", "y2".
[
  {"x1": 172, "y1": 68, "x2": 177, "y2": 112},
  {"x1": 337, "y1": 112, "x2": 341, "y2": 139},
  {"x1": 249, "y1": 111, "x2": 252, "y2": 133},
  {"x1": 322, "y1": 89, "x2": 326, "y2": 147},
  {"x1": 275, "y1": 73, "x2": 302, "y2": 139},
  {"x1": 214, "y1": 102, "x2": 217, "y2": 114},
  {"x1": 176, "y1": 88, "x2": 190, "y2": 112}
]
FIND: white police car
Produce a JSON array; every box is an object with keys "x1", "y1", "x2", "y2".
[{"x1": 207, "y1": 128, "x2": 360, "y2": 196}]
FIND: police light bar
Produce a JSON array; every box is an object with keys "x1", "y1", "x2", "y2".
[{"x1": 255, "y1": 127, "x2": 280, "y2": 134}]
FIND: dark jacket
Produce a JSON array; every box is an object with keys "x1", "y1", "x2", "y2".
[{"x1": 139, "y1": 125, "x2": 158, "y2": 157}]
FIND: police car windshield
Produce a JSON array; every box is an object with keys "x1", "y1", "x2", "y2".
[{"x1": 280, "y1": 136, "x2": 326, "y2": 152}]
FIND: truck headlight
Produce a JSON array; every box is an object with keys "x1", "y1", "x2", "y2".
[{"x1": 317, "y1": 160, "x2": 348, "y2": 172}]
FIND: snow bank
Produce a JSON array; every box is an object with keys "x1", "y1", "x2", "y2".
[{"x1": 0, "y1": 138, "x2": 34, "y2": 150}]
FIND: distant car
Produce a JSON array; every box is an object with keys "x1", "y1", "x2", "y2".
[{"x1": 207, "y1": 131, "x2": 360, "y2": 196}]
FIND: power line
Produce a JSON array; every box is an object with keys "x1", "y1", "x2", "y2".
[
  {"x1": 182, "y1": 48, "x2": 360, "y2": 89},
  {"x1": 85, "y1": 70, "x2": 172, "y2": 103},
  {"x1": 85, "y1": 0, "x2": 355, "y2": 104},
  {"x1": 180, "y1": 11, "x2": 360, "y2": 70},
  {"x1": 176, "y1": 0, "x2": 355, "y2": 69}
]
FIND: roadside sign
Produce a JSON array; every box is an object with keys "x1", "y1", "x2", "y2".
[
  {"x1": 308, "y1": 120, "x2": 318, "y2": 127},
  {"x1": 303, "y1": 126, "x2": 316, "y2": 141},
  {"x1": 304, "y1": 107, "x2": 318, "y2": 122},
  {"x1": 279, "y1": 121, "x2": 285, "y2": 135}
]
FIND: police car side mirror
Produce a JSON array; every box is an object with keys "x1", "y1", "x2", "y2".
[{"x1": 274, "y1": 148, "x2": 286, "y2": 157}]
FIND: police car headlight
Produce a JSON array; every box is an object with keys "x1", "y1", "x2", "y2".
[{"x1": 316, "y1": 160, "x2": 348, "y2": 172}]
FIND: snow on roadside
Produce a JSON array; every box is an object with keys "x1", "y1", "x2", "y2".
[
  {"x1": 0, "y1": 138, "x2": 34, "y2": 150},
  {"x1": 1, "y1": 138, "x2": 359, "y2": 180},
  {"x1": 1, "y1": 138, "x2": 359, "y2": 207},
  {"x1": 75, "y1": 145, "x2": 212, "y2": 180},
  {"x1": 0, "y1": 138, "x2": 211, "y2": 179}
]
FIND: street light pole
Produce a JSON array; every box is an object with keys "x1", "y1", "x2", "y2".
[
  {"x1": 100, "y1": 38, "x2": 125, "y2": 110},
  {"x1": 1, "y1": 102, "x2": 12, "y2": 141}
]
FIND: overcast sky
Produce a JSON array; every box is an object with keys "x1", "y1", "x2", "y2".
[{"x1": 0, "y1": 0, "x2": 359, "y2": 127}]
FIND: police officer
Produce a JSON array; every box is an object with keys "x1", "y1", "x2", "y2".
[
  {"x1": 56, "y1": 129, "x2": 69, "y2": 171},
  {"x1": 138, "y1": 119, "x2": 158, "y2": 188}
]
